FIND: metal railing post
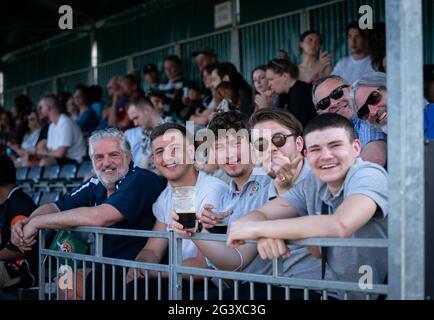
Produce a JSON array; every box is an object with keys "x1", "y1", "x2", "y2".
[
  {"x1": 386, "y1": 0, "x2": 425, "y2": 300},
  {"x1": 171, "y1": 232, "x2": 183, "y2": 300},
  {"x1": 168, "y1": 230, "x2": 174, "y2": 300},
  {"x1": 38, "y1": 229, "x2": 46, "y2": 300}
]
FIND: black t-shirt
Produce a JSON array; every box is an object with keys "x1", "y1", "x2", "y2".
[
  {"x1": 0, "y1": 187, "x2": 37, "y2": 286},
  {"x1": 280, "y1": 80, "x2": 317, "y2": 128},
  {"x1": 36, "y1": 123, "x2": 49, "y2": 144},
  {"x1": 0, "y1": 188, "x2": 36, "y2": 251}
]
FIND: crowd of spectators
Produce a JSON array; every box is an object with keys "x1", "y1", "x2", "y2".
[{"x1": 0, "y1": 21, "x2": 432, "y2": 299}]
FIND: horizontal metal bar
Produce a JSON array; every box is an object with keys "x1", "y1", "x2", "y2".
[
  {"x1": 184, "y1": 232, "x2": 388, "y2": 248},
  {"x1": 44, "y1": 227, "x2": 387, "y2": 248},
  {"x1": 173, "y1": 266, "x2": 388, "y2": 295},
  {"x1": 3, "y1": 67, "x2": 91, "y2": 94},
  {"x1": 46, "y1": 227, "x2": 170, "y2": 239},
  {"x1": 40, "y1": 249, "x2": 169, "y2": 273},
  {"x1": 237, "y1": 0, "x2": 344, "y2": 30},
  {"x1": 288, "y1": 238, "x2": 388, "y2": 248}
]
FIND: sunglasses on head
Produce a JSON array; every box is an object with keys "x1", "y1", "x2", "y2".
[
  {"x1": 254, "y1": 133, "x2": 296, "y2": 152},
  {"x1": 315, "y1": 84, "x2": 349, "y2": 110},
  {"x1": 357, "y1": 89, "x2": 383, "y2": 120}
]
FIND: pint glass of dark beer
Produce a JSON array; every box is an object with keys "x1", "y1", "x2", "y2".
[{"x1": 173, "y1": 186, "x2": 197, "y2": 231}]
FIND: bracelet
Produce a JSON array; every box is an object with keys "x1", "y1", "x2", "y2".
[{"x1": 232, "y1": 247, "x2": 244, "y2": 272}]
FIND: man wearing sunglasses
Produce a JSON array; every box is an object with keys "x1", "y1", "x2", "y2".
[
  {"x1": 351, "y1": 72, "x2": 388, "y2": 134},
  {"x1": 227, "y1": 113, "x2": 388, "y2": 300},
  {"x1": 312, "y1": 75, "x2": 387, "y2": 167},
  {"x1": 172, "y1": 111, "x2": 325, "y2": 299},
  {"x1": 249, "y1": 108, "x2": 309, "y2": 197},
  {"x1": 352, "y1": 72, "x2": 434, "y2": 140}
]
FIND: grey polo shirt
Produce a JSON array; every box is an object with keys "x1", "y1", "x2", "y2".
[
  {"x1": 267, "y1": 159, "x2": 311, "y2": 200},
  {"x1": 226, "y1": 166, "x2": 323, "y2": 283},
  {"x1": 282, "y1": 158, "x2": 388, "y2": 299}
]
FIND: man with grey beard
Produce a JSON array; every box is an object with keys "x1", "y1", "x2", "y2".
[
  {"x1": 11, "y1": 128, "x2": 163, "y2": 299},
  {"x1": 350, "y1": 72, "x2": 389, "y2": 135},
  {"x1": 351, "y1": 72, "x2": 434, "y2": 140}
]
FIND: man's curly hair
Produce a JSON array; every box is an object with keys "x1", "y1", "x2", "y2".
[{"x1": 207, "y1": 111, "x2": 248, "y2": 138}]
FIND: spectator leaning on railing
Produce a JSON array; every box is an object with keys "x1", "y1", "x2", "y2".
[
  {"x1": 125, "y1": 122, "x2": 228, "y2": 299},
  {"x1": 227, "y1": 113, "x2": 388, "y2": 300},
  {"x1": 11, "y1": 128, "x2": 163, "y2": 300},
  {"x1": 172, "y1": 110, "x2": 325, "y2": 300}
]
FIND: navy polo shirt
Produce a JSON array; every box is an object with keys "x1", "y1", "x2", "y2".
[{"x1": 55, "y1": 164, "x2": 163, "y2": 260}]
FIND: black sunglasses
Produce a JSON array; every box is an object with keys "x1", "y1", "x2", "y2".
[
  {"x1": 254, "y1": 133, "x2": 295, "y2": 152},
  {"x1": 315, "y1": 85, "x2": 349, "y2": 110},
  {"x1": 357, "y1": 89, "x2": 383, "y2": 120}
]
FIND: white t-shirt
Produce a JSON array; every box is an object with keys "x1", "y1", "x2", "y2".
[
  {"x1": 21, "y1": 128, "x2": 41, "y2": 152},
  {"x1": 153, "y1": 171, "x2": 229, "y2": 260},
  {"x1": 332, "y1": 55, "x2": 375, "y2": 84},
  {"x1": 47, "y1": 114, "x2": 86, "y2": 162},
  {"x1": 124, "y1": 127, "x2": 143, "y2": 167}
]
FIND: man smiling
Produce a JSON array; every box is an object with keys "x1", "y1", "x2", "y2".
[
  {"x1": 351, "y1": 72, "x2": 388, "y2": 134},
  {"x1": 227, "y1": 113, "x2": 388, "y2": 299},
  {"x1": 312, "y1": 75, "x2": 386, "y2": 166},
  {"x1": 11, "y1": 128, "x2": 162, "y2": 299}
]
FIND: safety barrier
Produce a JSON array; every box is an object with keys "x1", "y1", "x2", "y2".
[{"x1": 38, "y1": 226, "x2": 388, "y2": 300}]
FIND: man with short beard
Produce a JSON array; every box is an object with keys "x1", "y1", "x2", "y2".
[
  {"x1": 125, "y1": 122, "x2": 228, "y2": 299},
  {"x1": 351, "y1": 72, "x2": 389, "y2": 134},
  {"x1": 351, "y1": 72, "x2": 434, "y2": 140},
  {"x1": 11, "y1": 128, "x2": 163, "y2": 299}
]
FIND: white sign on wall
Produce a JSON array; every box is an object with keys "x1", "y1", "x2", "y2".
[{"x1": 214, "y1": 1, "x2": 233, "y2": 29}]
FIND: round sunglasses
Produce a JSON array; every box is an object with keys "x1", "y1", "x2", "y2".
[
  {"x1": 254, "y1": 133, "x2": 296, "y2": 152},
  {"x1": 357, "y1": 89, "x2": 383, "y2": 120},
  {"x1": 315, "y1": 85, "x2": 349, "y2": 110}
]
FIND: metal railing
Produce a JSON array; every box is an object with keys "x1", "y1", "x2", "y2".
[{"x1": 38, "y1": 226, "x2": 388, "y2": 300}]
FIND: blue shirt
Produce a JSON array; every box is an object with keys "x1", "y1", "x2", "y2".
[
  {"x1": 424, "y1": 103, "x2": 434, "y2": 139},
  {"x1": 55, "y1": 164, "x2": 163, "y2": 260},
  {"x1": 76, "y1": 107, "x2": 99, "y2": 134},
  {"x1": 353, "y1": 117, "x2": 386, "y2": 148}
]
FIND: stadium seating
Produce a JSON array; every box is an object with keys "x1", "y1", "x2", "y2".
[
  {"x1": 16, "y1": 162, "x2": 92, "y2": 206},
  {"x1": 16, "y1": 167, "x2": 29, "y2": 181},
  {"x1": 39, "y1": 191, "x2": 61, "y2": 206}
]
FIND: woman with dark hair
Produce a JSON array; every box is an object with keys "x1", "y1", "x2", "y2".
[
  {"x1": 7, "y1": 110, "x2": 42, "y2": 167},
  {"x1": 367, "y1": 22, "x2": 387, "y2": 72},
  {"x1": 266, "y1": 58, "x2": 317, "y2": 127},
  {"x1": 298, "y1": 30, "x2": 332, "y2": 84},
  {"x1": 214, "y1": 81, "x2": 240, "y2": 113},
  {"x1": 73, "y1": 84, "x2": 99, "y2": 135},
  {"x1": 251, "y1": 65, "x2": 279, "y2": 112},
  {"x1": 210, "y1": 62, "x2": 252, "y2": 117}
]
